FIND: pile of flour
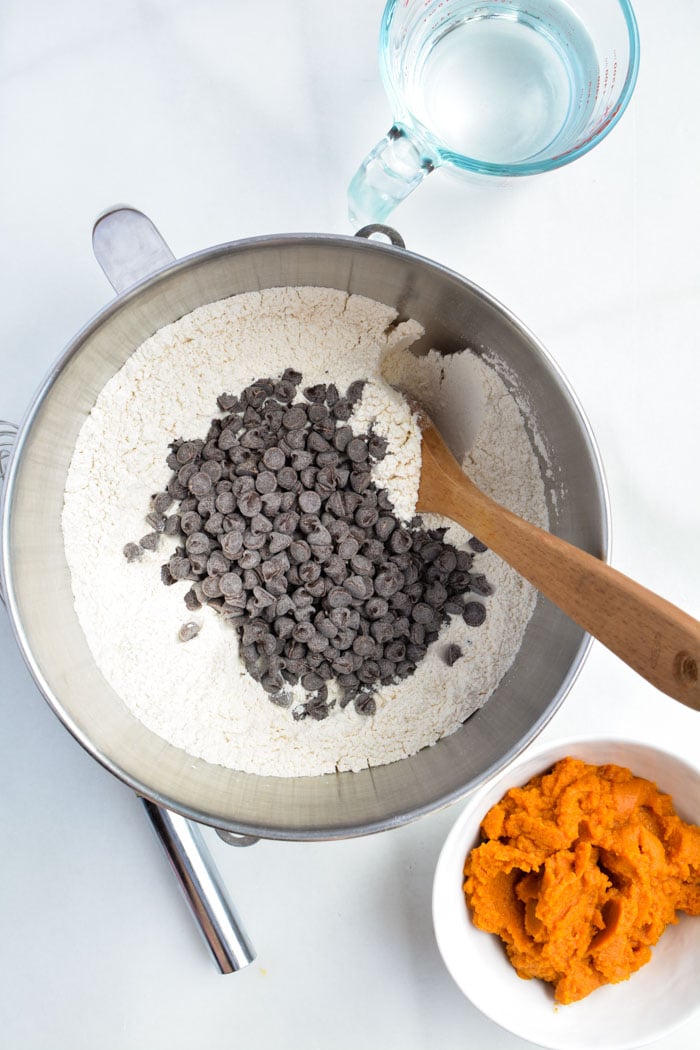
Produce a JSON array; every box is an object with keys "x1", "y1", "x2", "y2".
[{"x1": 62, "y1": 287, "x2": 548, "y2": 776}]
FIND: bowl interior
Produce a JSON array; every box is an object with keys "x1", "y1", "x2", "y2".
[
  {"x1": 433, "y1": 737, "x2": 700, "y2": 1050},
  {"x1": 2, "y1": 234, "x2": 608, "y2": 838}
]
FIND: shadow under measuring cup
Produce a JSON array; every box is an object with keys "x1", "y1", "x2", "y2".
[{"x1": 348, "y1": 0, "x2": 640, "y2": 225}]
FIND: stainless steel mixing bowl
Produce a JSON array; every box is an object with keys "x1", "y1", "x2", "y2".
[{"x1": 0, "y1": 210, "x2": 609, "y2": 840}]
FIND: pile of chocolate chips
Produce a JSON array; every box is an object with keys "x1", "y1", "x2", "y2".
[{"x1": 125, "y1": 370, "x2": 492, "y2": 720}]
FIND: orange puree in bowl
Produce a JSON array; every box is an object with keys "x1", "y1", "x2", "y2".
[{"x1": 463, "y1": 756, "x2": 700, "y2": 1004}]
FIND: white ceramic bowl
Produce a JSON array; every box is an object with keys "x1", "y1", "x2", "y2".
[{"x1": 432, "y1": 735, "x2": 700, "y2": 1050}]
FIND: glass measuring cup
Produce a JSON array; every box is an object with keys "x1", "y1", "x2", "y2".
[{"x1": 348, "y1": 0, "x2": 640, "y2": 225}]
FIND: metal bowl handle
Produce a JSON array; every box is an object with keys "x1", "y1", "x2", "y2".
[
  {"x1": 92, "y1": 206, "x2": 176, "y2": 293},
  {"x1": 140, "y1": 799, "x2": 255, "y2": 973}
]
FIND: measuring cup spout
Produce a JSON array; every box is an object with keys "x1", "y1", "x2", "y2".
[{"x1": 348, "y1": 124, "x2": 437, "y2": 226}]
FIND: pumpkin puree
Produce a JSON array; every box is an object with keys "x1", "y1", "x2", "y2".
[{"x1": 463, "y1": 756, "x2": 700, "y2": 1004}]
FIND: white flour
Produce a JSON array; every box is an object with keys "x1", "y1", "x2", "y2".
[{"x1": 62, "y1": 287, "x2": 548, "y2": 776}]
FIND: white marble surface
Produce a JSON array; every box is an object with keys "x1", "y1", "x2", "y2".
[{"x1": 1, "y1": 2, "x2": 698, "y2": 1047}]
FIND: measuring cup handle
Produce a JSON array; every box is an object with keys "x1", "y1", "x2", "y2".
[{"x1": 347, "y1": 124, "x2": 437, "y2": 226}]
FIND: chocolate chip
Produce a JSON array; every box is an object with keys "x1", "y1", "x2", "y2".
[
  {"x1": 346, "y1": 438, "x2": 368, "y2": 463},
  {"x1": 153, "y1": 492, "x2": 174, "y2": 516},
  {"x1": 238, "y1": 549, "x2": 261, "y2": 569},
  {"x1": 255, "y1": 471, "x2": 277, "y2": 495},
  {"x1": 298, "y1": 490, "x2": 322, "y2": 514},
  {"x1": 269, "y1": 531, "x2": 292, "y2": 554},
  {"x1": 184, "y1": 588, "x2": 201, "y2": 611},
  {"x1": 274, "y1": 380, "x2": 297, "y2": 403},
  {"x1": 384, "y1": 640, "x2": 406, "y2": 663},
  {"x1": 354, "y1": 691, "x2": 376, "y2": 716},
  {"x1": 436, "y1": 549, "x2": 458, "y2": 574},
  {"x1": 238, "y1": 491, "x2": 263, "y2": 517},
  {"x1": 167, "y1": 478, "x2": 188, "y2": 501},
  {"x1": 355, "y1": 504, "x2": 379, "y2": 529},
  {"x1": 336, "y1": 537, "x2": 358, "y2": 561},
  {"x1": 282, "y1": 404, "x2": 307, "y2": 430},
  {"x1": 374, "y1": 515, "x2": 396, "y2": 541},
  {"x1": 201, "y1": 576, "x2": 222, "y2": 599},
  {"x1": 262, "y1": 446, "x2": 286, "y2": 470},
  {"x1": 445, "y1": 643, "x2": 462, "y2": 666},
  {"x1": 269, "y1": 689, "x2": 292, "y2": 707},
  {"x1": 217, "y1": 392, "x2": 240, "y2": 412},
  {"x1": 365, "y1": 597, "x2": 389, "y2": 620},
  {"x1": 307, "y1": 430, "x2": 331, "y2": 454},
  {"x1": 298, "y1": 561, "x2": 321, "y2": 584},
  {"x1": 327, "y1": 586, "x2": 353, "y2": 609},
  {"x1": 307, "y1": 632, "x2": 329, "y2": 654},
  {"x1": 289, "y1": 539, "x2": 311, "y2": 563},
  {"x1": 425, "y1": 581, "x2": 448, "y2": 607},
  {"x1": 123, "y1": 542, "x2": 143, "y2": 562},
  {"x1": 349, "y1": 471, "x2": 371, "y2": 496},
  {"x1": 243, "y1": 383, "x2": 269, "y2": 409},
  {"x1": 468, "y1": 574, "x2": 493, "y2": 596},
  {"x1": 277, "y1": 466, "x2": 298, "y2": 490},
  {"x1": 221, "y1": 531, "x2": 244, "y2": 558},
  {"x1": 232, "y1": 476, "x2": 255, "y2": 497},
  {"x1": 188, "y1": 472, "x2": 213, "y2": 497},
  {"x1": 290, "y1": 449, "x2": 313, "y2": 470},
  {"x1": 350, "y1": 554, "x2": 372, "y2": 575},
  {"x1": 201, "y1": 460, "x2": 223, "y2": 483},
  {"x1": 178, "y1": 621, "x2": 201, "y2": 642},
  {"x1": 316, "y1": 466, "x2": 338, "y2": 492},
  {"x1": 215, "y1": 491, "x2": 236, "y2": 514},
  {"x1": 217, "y1": 428, "x2": 238, "y2": 452},
  {"x1": 250, "y1": 513, "x2": 272, "y2": 534},
  {"x1": 220, "y1": 572, "x2": 243, "y2": 597},
  {"x1": 463, "y1": 601, "x2": 487, "y2": 627},
  {"x1": 411, "y1": 603, "x2": 434, "y2": 625},
  {"x1": 332, "y1": 399, "x2": 352, "y2": 421},
  {"x1": 357, "y1": 660, "x2": 380, "y2": 685},
  {"x1": 371, "y1": 620, "x2": 395, "y2": 645},
  {"x1": 316, "y1": 616, "x2": 338, "y2": 639},
  {"x1": 292, "y1": 621, "x2": 315, "y2": 644},
  {"x1": 166, "y1": 555, "x2": 189, "y2": 581},
  {"x1": 373, "y1": 567, "x2": 403, "y2": 598},
  {"x1": 303, "y1": 384, "x2": 327, "y2": 403},
  {"x1": 261, "y1": 492, "x2": 283, "y2": 515},
  {"x1": 207, "y1": 550, "x2": 229, "y2": 575},
  {"x1": 333, "y1": 426, "x2": 352, "y2": 453},
  {"x1": 204, "y1": 512, "x2": 225, "y2": 535},
  {"x1": 307, "y1": 525, "x2": 332, "y2": 547},
  {"x1": 352, "y1": 635, "x2": 375, "y2": 657},
  {"x1": 306, "y1": 698, "x2": 331, "y2": 721},
  {"x1": 145, "y1": 512, "x2": 166, "y2": 533},
  {"x1": 368, "y1": 434, "x2": 388, "y2": 460}
]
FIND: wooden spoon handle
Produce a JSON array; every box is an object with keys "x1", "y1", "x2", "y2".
[{"x1": 418, "y1": 429, "x2": 700, "y2": 711}]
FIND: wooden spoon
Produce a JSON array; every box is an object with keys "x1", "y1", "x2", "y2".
[{"x1": 414, "y1": 406, "x2": 700, "y2": 711}]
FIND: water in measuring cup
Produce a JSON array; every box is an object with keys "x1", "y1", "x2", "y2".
[{"x1": 407, "y1": 1, "x2": 599, "y2": 166}]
